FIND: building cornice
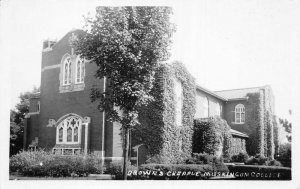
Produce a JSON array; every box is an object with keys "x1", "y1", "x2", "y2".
[{"x1": 196, "y1": 85, "x2": 228, "y2": 101}]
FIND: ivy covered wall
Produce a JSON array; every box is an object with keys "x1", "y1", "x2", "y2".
[
  {"x1": 244, "y1": 86, "x2": 276, "y2": 158},
  {"x1": 222, "y1": 86, "x2": 276, "y2": 159},
  {"x1": 230, "y1": 136, "x2": 247, "y2": 156},
  {"x1": 132, "y1": 61, "x2": 196, "y2": 164}
]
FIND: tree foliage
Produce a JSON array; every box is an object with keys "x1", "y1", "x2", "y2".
[
  {"x1": 279, "y1": 118, "x2": 292, "y2": 142},
  {"x1": 72, "y1": 6, "x2": 175, "y2": 127},
  {"x1": 10, "y1": 86, "x2": 40, "y2": 156}
]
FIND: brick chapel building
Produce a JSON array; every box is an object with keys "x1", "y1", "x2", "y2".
[{"x1": 24, "y1": 30, "x2": 277, "y2": 165}]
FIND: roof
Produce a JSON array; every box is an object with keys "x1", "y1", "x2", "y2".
[
  {"x1": 30, "y1": 92, "x2": 40, "y2": 99},
  {"x1": 196, "y1": 85, "x2": 228, "y2": 101},
  {"x1": 214, "y1": 86, "x2": 263, "y2": 100},
  {"x1": 230, "y1": 129, "x2": 249, "y2": 138}
]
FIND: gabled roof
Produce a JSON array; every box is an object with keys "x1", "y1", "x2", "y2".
[
  {"x1": 214, "y1": 86, "x2": 263, "y2": 100},
  {"x1": 30, "y1": 92, "x2": 40, "y2": 99},
  {"x1": 196, "y1": 85, "x2": 228, "y2": 101}
]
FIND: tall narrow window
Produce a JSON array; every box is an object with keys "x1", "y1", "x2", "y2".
[
  {"x1": 235, "y1": 104, "x2": 245, "y2": 124},
  {"x1": 75, "y1": 56, "x2": 85, "y2": 84},
  {"x1": 203, "y1": 97, "x2": 209, "y2": 117},
  {"x1": 67, "y1": 127, "x2": 72, "y2": 142},
  {"x1": 68, "y1": 62, "x2": 72, "y2": 84},
  {"x1": 58, "y1": 127, "x2": 63, "y2": 142},
  {"x1": 216, "y1": 102, "x2": 221, "y2": 116},
  {"x1": 63, "y1": 56, "x2": 72, "y2": 85}
]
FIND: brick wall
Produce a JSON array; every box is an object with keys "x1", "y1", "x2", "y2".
[
  {"x1": 33, "y1": 30, "x2": 119, "y2": 156},
  {"x1": 195, "y1": 89, "x2": 225, "y2": 119}
]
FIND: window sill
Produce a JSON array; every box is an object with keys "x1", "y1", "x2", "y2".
[
  {"x1": 59, "y1": 83, "x2": 85, "y2": 93},
  {"x1": 231, "y1": 122, "x2": 245, "y2": 125},
  {"x1": 53, "y1": 144, "x2": 82, "y2": 155}
]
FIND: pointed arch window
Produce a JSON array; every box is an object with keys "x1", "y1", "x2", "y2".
[
  {"x1": 63, "y1": 56, "x2": 72, "y2": 85},
  {"x1": 75, "y1": 56, "x2": 85, "y2": 84},
  {"x1": 56, "y1": 116, "x2": 82, "y2": 144},
  {"x1": 235, "y1": 104, "x2": 245, "y2": 124}
]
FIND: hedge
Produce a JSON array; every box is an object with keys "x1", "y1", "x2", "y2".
[
  {"x1": 230, "y1": 152, "x2": 249, "y2": 163},
  {"x1": 10, "y1": 150, "x2": 103, "y2": 177},
  {"x1": 227, "y1": 165, "x2": 291, "y2": 180},
  {"x1": 185, "y1": 153, "x2": 229, "y2": 172},
  {"x1": 104, "y1": 161, "x2": 137, "y2": 180},
  {"x1": 132, "y1": 61, "x2": 196, "y2": 164},
  {"x1": 193, "y1": 116, "x2": 232, "y2": 159}
]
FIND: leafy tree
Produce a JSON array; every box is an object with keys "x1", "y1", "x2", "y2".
[
  {"x1": 10, "y1": 86, "x2": 40, "y2": 156},
  {"x1": 72, "y1": 7, "x2": 175, "y2": 179},
  {"x1": 277, "y1": 143, "x2": 291, "y2": 167},
  {"x1": 279, "y1": 118, "x2": 292, "y2": 142}
]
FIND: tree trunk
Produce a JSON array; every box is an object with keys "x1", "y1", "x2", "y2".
[{"x1": 122, "y1": 126, "x2": 130, "y2": 180}]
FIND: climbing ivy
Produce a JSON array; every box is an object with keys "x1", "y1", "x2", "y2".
[
  {"x1": 132, "y1": 61, "x2": 196, "y2": 164},
  {"x1": 245, "y1": 86, "x2": 275, "y2": 158}
]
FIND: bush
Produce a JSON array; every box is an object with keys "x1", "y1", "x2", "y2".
[
  {"x1": 245, "y1": 154, "x2": 268, "y2": 165},
  {"x1": 245, "y1": 154, "x2": 282, "y2": 167},
  {"x1": 227, "y1": 165, "x2": 291, "y2": 180},
  {"x1": 231, "y1": 152, "x2": 249, "y2": 163},
  {"x1": 105, "y1": 161, "x2": 137, "y2": 180},
  {"x1": 185, "y1": 153, "x2": 228, "y2": 172},
  {"x1": 9, "y1": 150, "x2": 103, "y2": 177},
  {"x1": 193, "y1": 117, "x2": 232, "y2": 158},
  {"x1": 276, "y1": 143, "x2": 291, "y2": 167},
  {"x1": 265, "y1": 159, "x2": 282, "y2": 167}
]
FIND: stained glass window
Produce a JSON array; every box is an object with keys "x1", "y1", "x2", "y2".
[
  {"x1": 67, "y1": 127, "x2": 72, "y2": 142},
  {"x1": 74, "y1": 127, "x2": 78, "y2": 142},
  {"x1": 63, "y1": 57, "x2": 71, "y2": 85},
  {"x1": 81, "y1": 60, "x2": 85, "y2": 82},
  {"x1": 77, "y1": 61, "x2": 80, "y2": 83},
  {"x1": 75, "y1": 56, "x2": 85, "y2": 84},
  {"x1": 68, "y1": 62, "x2": 72, "y2": 84},
  {"x1": 59, "y1": 127, "x2": 63, "y2": 142},
  {"x1": 56, "y1": 115, "x2": 82, "y2": 144}
]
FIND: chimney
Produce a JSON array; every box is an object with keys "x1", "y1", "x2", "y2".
[{"x1": 42, "y1": 39, "x2": 56, "y2": 52}]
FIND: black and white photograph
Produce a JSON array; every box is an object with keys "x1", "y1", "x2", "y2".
[{"x1": 0, "y1": 0, "x2": 299, "y2": 188}]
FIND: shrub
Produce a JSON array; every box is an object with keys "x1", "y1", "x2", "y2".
[
  {"x1": 193, "y1": 117, "x2": 232, "y2": 158},
  {"x1": 9, "y1": 150, "x2": 103, "y2": 177},
  {"x1": 245, "y1": 154, "x2": 268, "y2": 165},
  {"x1": 105, "y1": 161, "x2": 137, "y2": 180},
  {"x1": 265, "y1": 159, "x2": 282, "y2": 167},
  {"x1": 231, "y1": 152, "x2": 249, "y2": 163},
  {"x1": 245, "y1": 154, "x2": 282, "y2": 167},
  {"x1": 276, "y1": 143, "x2": 291, "y2": 167},
  {"x1": 185, "y1": 153, "x2": 228, "y2": 172}
]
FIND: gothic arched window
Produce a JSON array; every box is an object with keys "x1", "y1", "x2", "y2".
[
  {"x1": 235, "y1": 104, "x2": 245, "y2": 124},
  {"x1": 56, "y1": 116, "x2": 82, "y2": 144},
  {"x1": 63, "y1": 56, "x2": 72, "y2": 85},
  {"x1": 75, "y1": 56, "x2": 85, "y2": 84}
]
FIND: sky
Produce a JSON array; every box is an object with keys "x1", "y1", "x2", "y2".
[
  {"x1": 0, "y1": 0, "x2": 299, "y2": 187},
  {"x1": 1, "y1": 0, "x2": 300, "y2": 122}
]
